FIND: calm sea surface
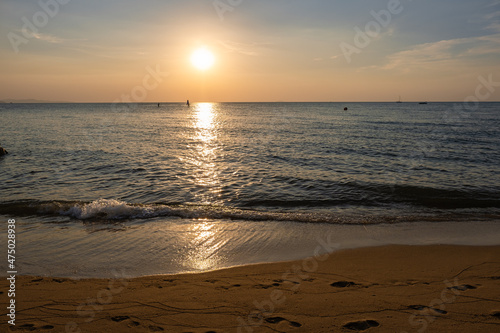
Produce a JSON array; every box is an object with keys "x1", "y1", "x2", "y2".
[{"x1": 1, "y1": 102, "x2": 499, "y2": 277}]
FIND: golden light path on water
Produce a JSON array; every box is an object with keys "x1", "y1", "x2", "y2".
[
  {"x1": 182, "y1": 103, "x2": 228, "y2": 271},
  {"x1": 192, "y1": 102, "x2": 221, "y2": 203}
]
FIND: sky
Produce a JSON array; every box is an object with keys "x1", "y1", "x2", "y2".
[{"x1": 1, "y1": 0, "x2": 500, "y2": 102}]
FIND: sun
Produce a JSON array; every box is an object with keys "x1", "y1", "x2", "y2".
[{"x1": 191, "y1": 47, "x2": 215, "y2": 71}]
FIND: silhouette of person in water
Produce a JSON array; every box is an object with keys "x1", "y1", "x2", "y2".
[{"x1": 187, "y1": 99, "x2": 190, "y2": 107}]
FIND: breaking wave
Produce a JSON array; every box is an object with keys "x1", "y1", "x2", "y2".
[{"x1": 1, "y1": 198, "x2": 499, "y2": 225}]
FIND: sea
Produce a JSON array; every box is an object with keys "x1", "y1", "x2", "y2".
[{"x1": 0, "y1": 102, "x2": 499, "y2": 278}]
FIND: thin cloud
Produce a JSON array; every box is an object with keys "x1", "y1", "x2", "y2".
[
  {"x1": 18, "y1": 30, "x2": 88, "y2": 47},
  {"x1": 27, "y1": 32, "x2": 64, "y2": 44},
  {"x1": 485, "y1": 11, "x2": 500, "y2": 20},
  {"x1": 62, "y1": 43, "x2": 143, "y2": 60},
  {"x1": 217, "y1": 40, "x2": 270, "y2": 56},
  {"x1": 370, "y1": 33, "x2": 500, "y2": 73},
  {"x1": 487, "y1": 0, "x2": 500, "y2": 7},
  {"x1": 485, "y1": 13, "x2": 500, "y2": 32}
]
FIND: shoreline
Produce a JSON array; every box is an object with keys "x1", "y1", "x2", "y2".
[
  {"x1": 4, "y1": 217, "x2": 500, "y2": 279},
  {"x1": 2, "y1": 244, "x2": 500, "y2": 332}
]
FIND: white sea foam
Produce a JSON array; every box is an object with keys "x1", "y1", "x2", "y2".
[
  {"x1": 50, "y1": 198, "x2": 500, "y2": 225},
  {"x1": 63, "y1": 199, "x2": 155, "y2": 220}
]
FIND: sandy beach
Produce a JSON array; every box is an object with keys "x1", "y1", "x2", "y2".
[
  {"x1": 1, "y1": 245, "x2": 499, "y2": 332},
  {"x1": 2, "y1": 1, "x2": 500, "y2": 332}
]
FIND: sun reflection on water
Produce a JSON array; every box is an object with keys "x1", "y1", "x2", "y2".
[
  {"x1": 177, "y1": 103, "x2": 226, "y2": 270},
  {"x1": 188, "y1": 102, "x2": 222, "y2": 204},
  {"x1": 183, "y1": 220, "x2": 228, "y2": 270},
  {"x1": 195, "y1": 102, "x2": 215, "y2": 132}
]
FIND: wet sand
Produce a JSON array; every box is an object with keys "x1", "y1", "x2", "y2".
[{"x1": 2, "y1": 245, "x2": 500, "y2": 332}]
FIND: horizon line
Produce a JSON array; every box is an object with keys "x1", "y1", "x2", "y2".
[{"x1": 2, "y1": 100, "x2": 500, "y2": 104}]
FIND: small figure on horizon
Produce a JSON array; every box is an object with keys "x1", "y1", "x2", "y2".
[
  {"x1": 344, "y1": 107, "x2": 348, "y2": 111},
  {"x1": 158, "y1": 103, "x2": 160, "y2": 107},
  {"x1": 186, "y1": 99, "x2": 190, "y2": 107}
]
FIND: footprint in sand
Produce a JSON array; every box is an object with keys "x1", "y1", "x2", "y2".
[
  {"x1": 110, "y1": 316, "x2": 143, "y2": 329},
  {"x1": 448, "y1": 284, "x2": 477, "y2": 291},
  {"x1": 40, "y1": 326, "x2": 54, "y2": 330},
  {"x1": 409, "y1": 305, "x2": 447, "y2": 315},
  {"x1": 254, "y1": 283, "x2": 278, "y2": 289},
  {"x1": 111, "y1": 315, "x2": 130, "y2": 322},
  {"x1": 343, "y1": 320, "x2": 380, "y2": 331},
  {"x1": 10, "y1": 324, "x2": 55, "y2": 331},
  {"x1": 216, "y1": 283, "x2": 242, "y2": 290},
  {"x1": 12, "y1": 324, "x2": 36, "y2": 331},
  {"x1": 265, "y1": 316, "x2": 302, "y2": 327},
  {"x1": 330, "y1": 281, "x2": 358, "y2": 288}
]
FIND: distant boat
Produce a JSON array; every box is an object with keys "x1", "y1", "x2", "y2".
[
  {"x1": 396, "y1": 96, "x2": 402, "y2": 103},
  {"x1": 419, "y1": 102, "x2": 428, "y2": 104}
]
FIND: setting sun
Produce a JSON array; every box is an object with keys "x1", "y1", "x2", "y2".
[{"x1": 190, "y1": 47, "x2": 215, "y2": 71}]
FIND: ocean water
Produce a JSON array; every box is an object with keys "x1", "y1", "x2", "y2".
[{"x1": 0, "y1": 102, "x2": 499, "y2": 277}]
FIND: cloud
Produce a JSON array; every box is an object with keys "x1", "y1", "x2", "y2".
[
  {"x1": 484, "y1": 11, "x2": 500, "y2": 32},
  {"x1": 370, "y1": 33, "x2": 500, "y2": 73},
  {"x1": 217, "y1": 40, "x2": 270, "y2": 56},
  {"x1": 485, "y1": 10, "x2": 500, "y2": 20},
  {"x1": 18, "y1": 30, "x2": 87, "y2": 47},
  {"x1": 27, "y1": 32, "x2": 65, "y2": 44},
  {"x1": 487, "y1": 0, "x2": 500, "y2": 7}
]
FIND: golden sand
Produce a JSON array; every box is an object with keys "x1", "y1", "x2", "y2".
[{"x1": 2, "y1": 245, "x2": 499, "y2": 332}]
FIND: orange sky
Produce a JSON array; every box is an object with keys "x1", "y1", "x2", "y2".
[{"x1": 1, "y1": 0, "x2": 500, "y2": 102}]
